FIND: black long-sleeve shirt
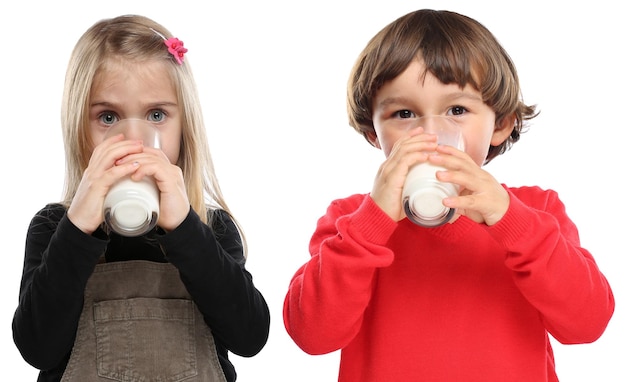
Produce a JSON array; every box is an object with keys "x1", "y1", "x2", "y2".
[{"x1": 13, "y1": 203, "x2": 270, "y2": 382}]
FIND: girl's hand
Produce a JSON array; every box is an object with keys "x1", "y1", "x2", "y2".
[
  {"x1": 429, "y1": 144, "x2": 509, "y2": 226},
  {"x1": 115, "y1": 147, "x2": 190, "y2": 232},
  {"x1": 370, "y1": 129, "x2": 438, "y2": 221},
  {"x1": 67, "y1": 134, "x2": 144, "y2": 234}
]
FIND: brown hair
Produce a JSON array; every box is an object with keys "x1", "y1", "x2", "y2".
[{"x1": 347, "y1": 9, "x2": 538, "y2": 163}]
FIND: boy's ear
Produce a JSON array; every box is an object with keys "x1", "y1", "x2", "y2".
[
  {"x1": 490, "y1": 114, "x2": 516, "y2": 146},
  {"x1": 365, "y1": 130, "x2": 381, "y2": 149}
]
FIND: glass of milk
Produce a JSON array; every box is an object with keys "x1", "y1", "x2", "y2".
[
  {"x1": 402, "y1": 116, "x2": 464, "y2": 227},
  {"x1": 102, "y1": 119, "x2": 160, "y2": 237}
]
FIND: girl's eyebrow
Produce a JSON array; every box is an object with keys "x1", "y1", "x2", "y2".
[{"x1": 90, "y1": 100, "x2": 178, "y2": 108}]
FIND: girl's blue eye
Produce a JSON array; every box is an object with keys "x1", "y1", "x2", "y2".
[
  {"x1": 148, "y1": 110, "x2": 165, "y2": 123},
  {"x1": 99, "y1": 112, "x2": 118, "y2": 125}
]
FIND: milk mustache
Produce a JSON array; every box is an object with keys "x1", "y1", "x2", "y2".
[
  {"x1": 102, "y1": 119, "x2": 160, "y2": 236},
  {"x1": 402, "y1": 116, "x2": 464, "y2": 227}
]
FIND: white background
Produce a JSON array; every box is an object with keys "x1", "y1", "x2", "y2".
[{"x1": 1, "y1": 1, "x2": 623, "y2": 380}]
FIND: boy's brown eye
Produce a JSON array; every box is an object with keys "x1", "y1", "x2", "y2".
[
  {"x1": 397, "y1": 110, "x2": 413, "y2": 118},
  {"x1": 450, "y1": 106, "x2": 466, "y2": 115}
]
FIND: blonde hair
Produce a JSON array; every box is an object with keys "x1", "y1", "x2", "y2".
[
  {"x1": 60, "y1": 14, "x2": 246, "y2": 254},
  {"x1": 347, "y1": 9, "x2": 538, "y2": 164}
]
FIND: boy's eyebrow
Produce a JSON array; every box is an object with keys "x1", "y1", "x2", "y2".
[
  {"x1": 378, "y1": 91, "x2": 483, "y2": 108},
  {"x1": 376, "y1": 96, "x2": 411, "y2": 108},
  {"x1": 377, "y1": 91, "x2": 483, "y2": 108},
  {"x1": 446, "y1": 91, "x2": 483, "y2": 102}
]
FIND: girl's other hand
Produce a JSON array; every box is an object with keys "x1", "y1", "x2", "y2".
[{"x1": 115, "y1": 146, "x2": 190, "y2": 232}]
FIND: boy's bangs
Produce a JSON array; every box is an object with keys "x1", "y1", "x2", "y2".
[{"x1": 419, "y1": 40, "x2": 482, "y2": 92}]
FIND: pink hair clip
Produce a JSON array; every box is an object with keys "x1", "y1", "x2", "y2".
[
  {"x1": 150, "y1": 28, "x2": 188, "y2": 65},
  {"x1": 164, "y1": 37, "x2": 188, "y2": 65}
]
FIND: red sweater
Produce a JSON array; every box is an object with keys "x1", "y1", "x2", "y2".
[{"x1": 283, "y1": 186, "x2": 614, "y2": 382}]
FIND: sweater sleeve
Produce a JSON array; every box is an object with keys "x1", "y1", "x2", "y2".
[
  {"x1": 156, "y1": 208, "x2": 270, "y2": 357},
  {"x1": 12, "y1": 204, "x2": 107, "y2": 370},
  {"x1": 283, "y1": 194, "x2": 396, "y2": 355},
  {"x1": 486, "y1": 186, "x2": 614, "y2": 344}
]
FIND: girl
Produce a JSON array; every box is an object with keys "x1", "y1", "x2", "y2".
[
  {"x1": 13, "y1": 14, "x2": 270, "y2": 382},
  {"x1": 283, "y1": 9, "x2": 614, "y2": 382}
]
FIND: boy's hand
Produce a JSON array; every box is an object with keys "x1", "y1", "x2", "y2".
[
  {"x1": 370, "y1": 130, "x2": 438, "y2": 221},
  {"x1": 429, "y1": 144, "x2": 509, "y2": 226}
]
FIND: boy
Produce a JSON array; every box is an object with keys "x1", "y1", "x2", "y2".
[{"x1": 283, "y1": 9, "x2": 614, "y2": 382}]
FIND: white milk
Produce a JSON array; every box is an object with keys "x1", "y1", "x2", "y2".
[
  {"x1": 103, "y1": 176, "x2": 159, "y2": 236},
  {"x1": 402, "y1": 162, "x2": 458, "y2": 227},
  {"x1": 101, "y1": 119, "x2": 161, "y2": 236},
  {"x1": 400, "y1": 116, "x2": 463, "y2": 227}
]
